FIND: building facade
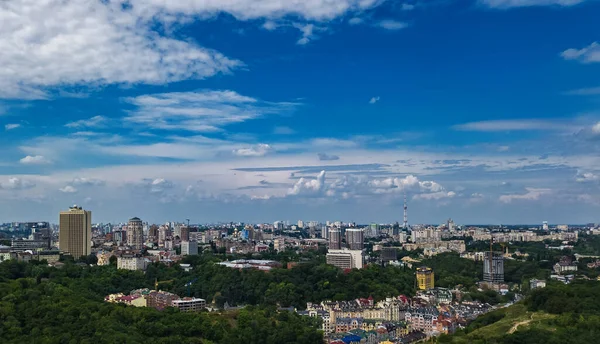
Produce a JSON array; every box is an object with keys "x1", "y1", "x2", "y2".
[
  {"x1": 327, "y1": 249, "x2": 364, "y2": 270},
  {"x1": 117, "y1": 255, "x2": 146, "y2": 271},
  {"x1": 483, "y1": 252, "x2": 504, "y2": 283},
  {"x1": 59, "y1": 205, "x2": 92, "y2": 258},
  {"x1": 171, "y1": 297, "x2": 206, "y2": 312},
  {"x1": 181, "y1": 241, "x2": 198, "y2": 255},
  {"x1": 329, "y1": 228, "x2": 342, "y2": 250},
  {"x1": 127, "y1": 217, "x2": 144, "y2": 250},
  {"x1": 346, "y1": 228, "x2": 364, "y2": 250},
  {"x1": 416, "y1": 267, "x2": 435, "y2": 290}
]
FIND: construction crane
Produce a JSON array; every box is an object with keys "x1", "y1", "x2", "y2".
[{"x1": 185, "y1": 278, "x2": 198, "y2": 297}]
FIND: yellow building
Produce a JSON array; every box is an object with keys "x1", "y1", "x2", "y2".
[
  {"x1": 59, "y1": 205, "x2": 92, "y2": 258},
  {"x1": 416, "y1": 266, "x2": 434, "y2": 290}
]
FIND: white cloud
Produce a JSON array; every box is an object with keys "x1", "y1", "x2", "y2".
[
  {"x1": 262, "y1": 21, "x2": 278, "y2": 30},
  {"x1": 413, "y1": 191, "x2": 456, "y2": 200},
  {"x1": 561, "y1": 42, "x2": 600, "y2": 64},
  {"x1": 72, "y1": 177, "x2": 105, "y2": 186},
  {"x1": 1, "y1": 177, "x2": 35, "y2": 190},
  {"x1": 293, "y1": 23, "x2": 324, "y2": 45},
  {"x1": 401, "y1": 3, "x2": 416, "y2": 10},
  {"x1": 19, "y1": 155, "x2": 51, "y2": 165},
  {"x1": 452, "y1": 119, "x2": 573, "y2": 132},
  {"x1": 286, "y1": 170, "x2": 452, "y2": 200},
  {"x1": 65, "y1": 115, "x2": 107, "y2": 128},
  {"x1": 480, "y1": 0, "x2": 586, "y2": 9},
  {"x1": 592, "y1": 122, "x2": 600, "y2": 134},
  {"x1": 376, "y1": 20, "x2": 408, "y2": 30},
  {"x1": 5, "y1": 124, "x2": 21, "y2": 130},
  {"x1": 233, "y1": 144, "x2": 273, "y2": 157},
  {"x1": 273, "y1": 126, "x2": 295, "y2": 135},
  {"x1": 289, "y1": 170, "x2": 326, "y2": 196},
  {"x1": 369, "y1": 96, "x2": 381, "y2": 104},
  {"x1": 124, "y1": 90, "x2": 299, "y2": 132},
  {"x1": 318, "y1": 153, "x2": 340, "y2": 161},
  {"x1": 59, "y1": 185, "x2": 78, "y2": 193},
  {"x1": 497, "y1": 146, "x2": 510, "y2": 152},
  {"x1": 499, "y1": 187, "x2": 551, "y2": 203},
  {"x1": 0, "y1": 0, "x2": 241, "y2": 99},
  {"x1": 348, "y1": 17, "x2": 364, "y2": 25},
  {"x1": 564, "y1": 86, "x2": 600, "y2": 95},
  {"x1": 128, "y1": 0, "x2": 383, "y2": 21},
  {"x1": 576, "y1": 172, "x2": 600, "y2": 182}
]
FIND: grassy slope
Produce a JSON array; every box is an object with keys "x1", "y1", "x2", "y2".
[{"x1": 447, "y1": 304, "x2": 556, "y2": 343}]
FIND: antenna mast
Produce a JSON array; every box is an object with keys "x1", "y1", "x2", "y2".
[{"x1": 403, "y1": 192, "x2": 408, "y2": 229}]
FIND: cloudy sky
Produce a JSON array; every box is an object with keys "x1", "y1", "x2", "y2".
[{"x1": 1, "y1": 0, "x2": 600, "y2": 224}]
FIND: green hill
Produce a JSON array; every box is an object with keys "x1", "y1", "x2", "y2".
[{"x1": 439, "y1": 280, "x2": 600, "y2": 344}]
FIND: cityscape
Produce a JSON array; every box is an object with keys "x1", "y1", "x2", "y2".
[
  {"x1": 1, "y1": 202, "x2": 600, "y2": 343},
  {"x1": 2, "y1": 0, "x2": 600, "y2": 343}
]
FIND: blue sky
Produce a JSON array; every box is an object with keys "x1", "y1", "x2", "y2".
[{"x1": 1, "y1": 0, "x2": 600, "y2": 224}]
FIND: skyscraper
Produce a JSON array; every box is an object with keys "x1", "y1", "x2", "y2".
[
  {"x1": 127, "y1": 217, "x2": 144, "y2": 250},
  {"x1": 59, "y1": 205, "x2": 91, "y2": 258},
  {"x1": 345, "y1": 228, "x2": 364, "y2": 250},
  {"x1": 180, "y1": 226, "x2": 190, "y2": 241},
  {"x1": 329, "y1": 228, "x2": 341, "y2": 250}
]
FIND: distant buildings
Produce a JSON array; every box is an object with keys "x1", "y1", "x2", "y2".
[
  {"x1": 329, "y1": 228, "x2": 342, "y2": 250},
  {"x1": 530, "y1": 279, "x2": 546, "y2": 290},
  {"x1": 346, "y1": 228, "x2": 364, "y2": 250},
  {"x1": 117, "y1": 254, "x2": 147, "y2": 271},
  {"x1": 416, "y1": 267, "x2": 435, "y2": 290},
  {"x1": 553, "y1": 256, "x2": 578, "y2": 274},
  {"x1": 181, "y1": 241, "x2": 198, "y2": 256},
  {"x1": 59, "y1": 205, "x2": 92, "y2": 258},
  {"x1": 273, "y1": 237, "x2": 285, "y2": 252},
  {"x1": 127, "y1": 217, "x2": 144, "y2": 250},
  {"x1": 217, "y1": 259, "x2": 282, "y2": 271},
  {"x1": 326, "y1": 249, "x2": 364, "y2": 270},
  {"x1": 380, "y1": 247, "x2": 398, "y2": 263},
  {"x1": 171, "y1": 297, "x2": 207, "y2": 312}
]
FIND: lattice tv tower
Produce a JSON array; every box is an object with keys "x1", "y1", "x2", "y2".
[{"x1": 403, "y1": 192, "x2": 408, "y2": 229}]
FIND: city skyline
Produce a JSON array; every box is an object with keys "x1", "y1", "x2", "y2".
[{"x1": 1, "y1": 0, "x2": 600, "y2": 223}]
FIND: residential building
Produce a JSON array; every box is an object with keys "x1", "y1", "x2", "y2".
[
  {"x1": 127, "y1": 217, "x2": 144, "y2": 250},
  {"x1": 147, "y1": 291, "x2": 179, "y2": 310},
  {"x1": 117, "y1": 254, "x2": 147, "y2": 271},
  {"x1": 327, "y1": 249, "x2": 364, "y2": 270},
  {"x1": 10, "y1": 238, "x2": 50, "y2": 251},
  {"x1": 171, "y1": 297, "x2": 206, "y2": 312},
  {"x1": 329, "y1": 228, "x2": 342, "y2": 250},
  {"x1": 274, "y1": 237, "x2": 285, "y2": 252},
  {"x1": 180, "y1": 226, "x2": 190, "y2": 241},
  {"x1": 416, "y1": 267, "x2": 434, "y2": 290},
  {"x1": 346, "y1": 228, "x2": 364, "y2": 250},
  {"x1": 181, "y1": 241, "x2": 198, "y2": 256},
  {"x1": 530, "y1": 279, "x2": 546, "y2": 289},
  {"x1": 553, "y1": 256, "x2": 578, "y2": 274},
  {"x1": 59, "y1": 205, "x2": 92, "y2": 258}
]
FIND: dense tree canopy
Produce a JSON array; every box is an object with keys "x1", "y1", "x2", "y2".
[{"x1": 0, "y1": 260, "x2": 323, "y2": 344}]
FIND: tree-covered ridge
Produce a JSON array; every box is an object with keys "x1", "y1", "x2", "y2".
[{"x1": 0, "y1": 260, "x2": 323, "y2": 344}]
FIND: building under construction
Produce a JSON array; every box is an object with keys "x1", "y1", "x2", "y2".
[{"x1": 483, "y1": 251, "x2": 504, "y2": 283}]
